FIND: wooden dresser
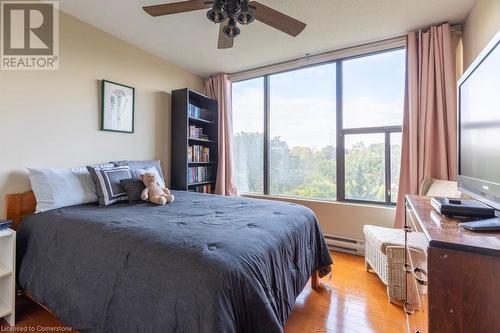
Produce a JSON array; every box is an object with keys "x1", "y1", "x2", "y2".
[{"x1": 404, "y1": 195, "x2": 500, "y2": 333}]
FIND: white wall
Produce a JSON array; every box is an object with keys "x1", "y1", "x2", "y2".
[
  {"x1": 0, "y1": 12, "x2": 203, "y2": 216},
  {"x1": 463, "y1": 0, "x2": 500, "y2": 69}
]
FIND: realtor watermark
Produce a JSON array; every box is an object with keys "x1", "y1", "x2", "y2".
[{"x1": 1, "y1": 1, "x2": 59, "y2": 70}]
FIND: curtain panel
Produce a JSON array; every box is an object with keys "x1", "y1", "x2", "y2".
[
  {"x1": 204, "y1": 74, "x2": 238, "y2": 196},
  {"x1": 395, "y1": 23, "x2": 458, "y2": 227}
]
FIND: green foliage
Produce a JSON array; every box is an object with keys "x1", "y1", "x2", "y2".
[
  {"x1": 344, "y1": 142, "x2": 384, "y2": 201},
  {"x1": 233, "y1": 132, "x2": 401, "y2": 202}
]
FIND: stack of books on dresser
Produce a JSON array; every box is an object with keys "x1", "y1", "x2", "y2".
[{"x1": 0, "y1": 220, "x2": 12, "y2": 230}]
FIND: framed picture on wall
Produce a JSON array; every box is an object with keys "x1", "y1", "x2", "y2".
[{"x1": 101, "y1": 80, "x2": 135, "y2": 133}]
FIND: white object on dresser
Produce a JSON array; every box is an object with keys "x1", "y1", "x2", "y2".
[{"x1": 0, "y1": 228, "x2": 15, "y2": 326}]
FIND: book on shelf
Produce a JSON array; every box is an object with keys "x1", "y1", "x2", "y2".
[
  {"x1": 188, "y1": 125, "x2": 209, "y2": 140},
  {"x1": 188, "y1": 104, "x2": 213, "y2": 122},
  {"x1": 187, "y1": 166, "x2": 213, "y2": 184},
  {"x1": 202, "y1": 147, "x2": 209, "y2": 161},
  {"x1": 189, "y1": 184, "x2": 212, "y2": 194},
  {"x1": 188, "y1": 145, "x2": 210, "y2": 162}
]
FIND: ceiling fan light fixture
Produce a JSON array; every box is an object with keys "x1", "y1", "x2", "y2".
[
  {"x1": 236, "y1": 11, "x2": 254, "y2": 25},
  {"x1": 236, "y1": 1, "x2": 255, "y2": 25},
  {"x1": 223, "y1": 18, "x2": 240, "y2": 38},
  {"x1": 207, "y1": 0, "x2": 227, "y2": 23},
  {"x1": 207, "y1": 8, "x2": 227, "y2": 23}
]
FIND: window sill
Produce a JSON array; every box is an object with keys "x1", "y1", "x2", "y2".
[{"x1": 240, "y1": 193, "x2": 396, "y2": 210}]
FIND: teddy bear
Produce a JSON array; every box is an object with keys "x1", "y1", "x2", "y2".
[{"x1": 140, "y1": 172, "x2": 175, "y2": 205}]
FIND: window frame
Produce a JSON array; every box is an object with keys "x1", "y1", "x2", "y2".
[
  {"x1": 232, "y1": 46, "x2": 405, "y2": 206},
  {"x1": 339, "y1": 126, "x2": 402, "y2": 205}
]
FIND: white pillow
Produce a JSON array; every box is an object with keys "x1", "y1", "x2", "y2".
[
  {"x1": 28, "y1": 166, "x2": 106, "y2": 212},
  {"x1": 131, "y1": 167, "x2": 166, "y2": 188}
]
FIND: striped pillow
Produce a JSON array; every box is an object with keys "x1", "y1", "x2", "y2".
[
  {"x1": 131, "y1": 167, "x2": 165, "y2": 188},
  {"x1": 87, "y1": 165, "x2": 132, "y2": 206}
]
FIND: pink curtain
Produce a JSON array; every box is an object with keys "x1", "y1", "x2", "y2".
[
  {"x1": 204, "y1": 74, "x2": 238, "y2": 196},
  {"x1": 394, "y1": 23, "x2": 457, "y2": 228}
]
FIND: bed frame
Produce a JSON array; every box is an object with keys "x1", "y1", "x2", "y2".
[
  {"x1": 5, "y1": 190, "x2": 320, "y2": 302},
  {"x1": 5, "y1": 191, "x2": 36, "y2": 231}
]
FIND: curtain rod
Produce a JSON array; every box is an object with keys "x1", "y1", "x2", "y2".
[
  {"x1": 425, "y1": 23, "x2": 462, "y2": 34},
  {"x1": 227, "y1": 23, "x2": 462, "y2": 82}
]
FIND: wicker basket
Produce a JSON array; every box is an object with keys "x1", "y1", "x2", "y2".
[{"x1": 364, "y1": 225, "x2": 407, "y2": 303}]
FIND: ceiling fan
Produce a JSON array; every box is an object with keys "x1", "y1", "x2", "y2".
[{"x1": 143, "y1": 0, "x2": 307, "y2": 49}]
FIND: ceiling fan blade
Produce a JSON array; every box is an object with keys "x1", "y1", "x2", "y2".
[
  {"x1": 143, "y1": 0, "x2": 211, "y2": 17},
  {"x1": 249, "y1": 1, "x2": 306, "y2": 37},
  {"x1": 218, "y1": 23, "x2": 234, "y2": 49}
]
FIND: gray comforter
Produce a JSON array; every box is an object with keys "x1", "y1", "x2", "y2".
[{"x1": 17, "y1": 191, "x2": 332, "y2": 333}]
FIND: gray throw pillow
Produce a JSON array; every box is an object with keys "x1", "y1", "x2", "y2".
[
  {"x1": 120, "y1": 178, "x2": 146, "y2": 203},
  {"x1": 111, "y1": 160, "x2": 165, "y2": 183},
  {"x1": 87, "y1": 165, "x2": 132, "y2": 206}
]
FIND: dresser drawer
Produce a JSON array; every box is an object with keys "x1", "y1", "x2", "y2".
[
  {"x1": 405, "y1": 202, "x2": 429, "y2": 333},
  {"x1": 405, "y1": 202, "x2": 430, "y2": 289},
  {"x1": 405, "y1": 204, "x2": 430, "y2": 253},
  {"x1": 405, "y1": 246, "x2": 428, "y2": 333}
]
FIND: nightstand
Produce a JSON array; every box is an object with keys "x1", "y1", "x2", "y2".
[{"x1": 0, "y1": 227, "x2": 15, "y2": 326}]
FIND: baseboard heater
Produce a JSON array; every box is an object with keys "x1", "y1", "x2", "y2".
[{"x1": 323, "y1": 234, "x2": 365, "y2": 256}]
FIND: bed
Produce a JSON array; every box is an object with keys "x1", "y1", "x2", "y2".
[{"x1": 7, "y1": 190, "x2": 332, "y2": 333}]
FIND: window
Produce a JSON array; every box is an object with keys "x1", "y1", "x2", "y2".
[
  {"x1": 344, "y1": 133, "x2": 385, "y2": 202},
  {"x1": 232, "y1": 47, "x2": 405, "y2": 205},
  {"x1": 269, "y1": 64, "x2": 337, "y2": 200},
  {"x1": 343, "y1": 50, "x2": 405, "y2": 128},
  {"x1": 340, "y1": 49, "x2": 405, "y2": 204},
  {"x1": 390, "y1": 132, "x2": 402, "y2": 203},
  {"x1": 232, "y1": 78, "x2": 264, "y2": 194}
]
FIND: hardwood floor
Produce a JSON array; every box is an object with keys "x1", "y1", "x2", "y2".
[
  {"x1": 285, "y1": 252, "x2": 406, "y2": 333},
  {"x1": 1, "y1": 252, "x2": 406, "y2": 332}
]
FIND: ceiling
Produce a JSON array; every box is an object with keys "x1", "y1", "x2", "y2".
[{"x1": 59, "y1": 0, "x2": 475, "y2": 77}]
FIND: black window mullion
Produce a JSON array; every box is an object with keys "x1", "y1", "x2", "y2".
[
  {"x1": 336, "y1": 61, "x2": 345, "y2": 201},
  {"x1": 263, "y1": 75, "x2": 270, "y2": 195}
]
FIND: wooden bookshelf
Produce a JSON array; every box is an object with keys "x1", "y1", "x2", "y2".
[
  {"x1": 188, "y1": 161, "x2": 217, "y2": 165},
  {"x1": 171, "y1": 89, "x2": 218, "y2": 194},
  {"x1": 188, "y1": 117, "x2": 215, "y2": 125},
  {"x1": 0, "y1": 228, "x2": 15, "y2": 326},
  {"x1": 188, "y1": 137, "x2": 216, "y2": 143}
]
